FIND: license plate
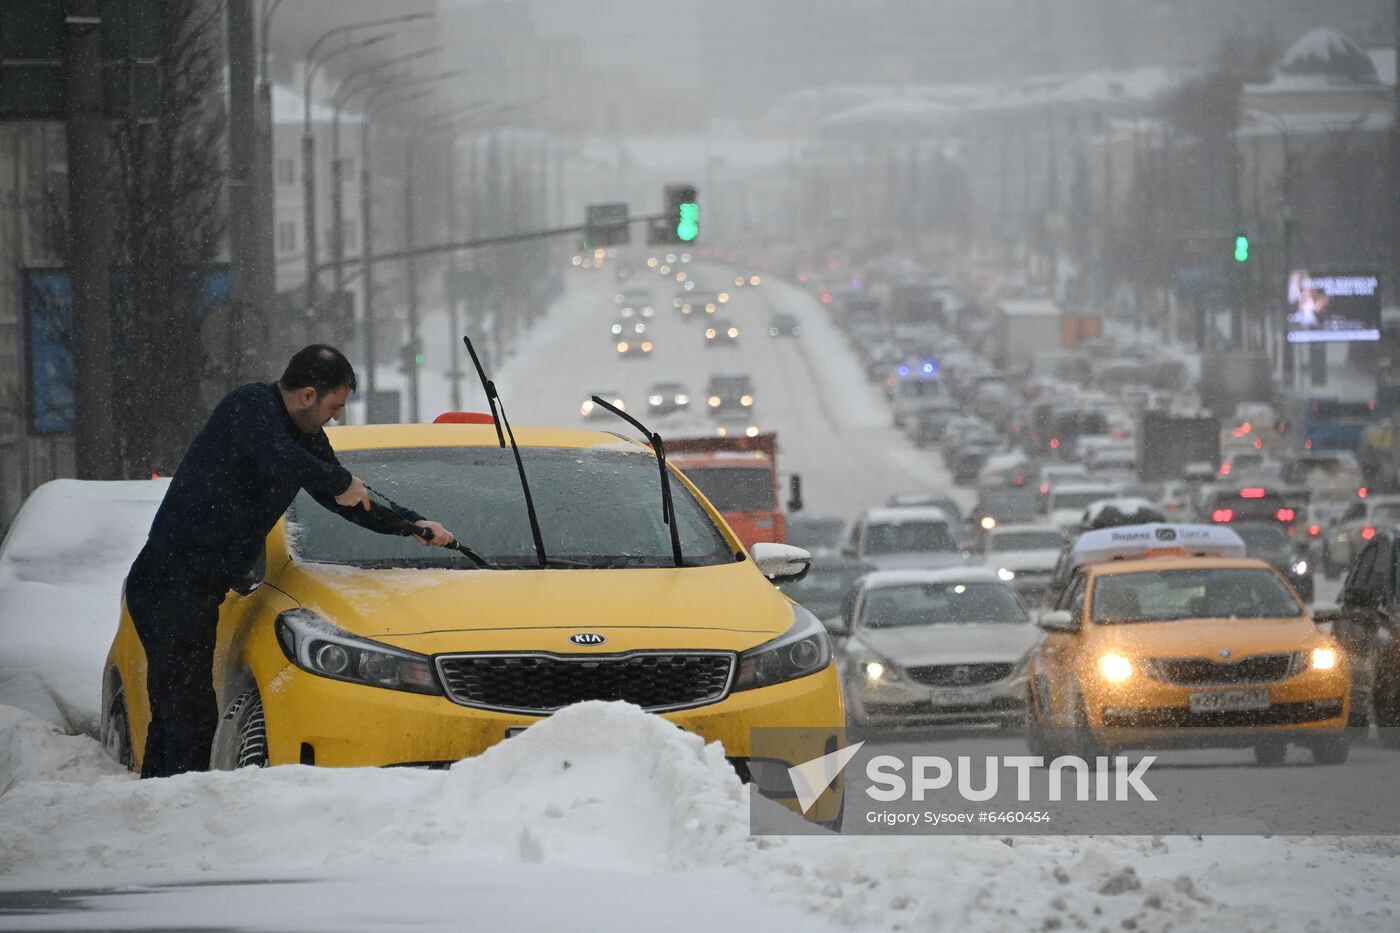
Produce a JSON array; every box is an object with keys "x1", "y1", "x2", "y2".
[
  {"x1": 1188, "y1": 689, "x2": 1270, "y2": 713},
  {"x1": 929, "y1": 686, "x2": 995, "y2": 706}
]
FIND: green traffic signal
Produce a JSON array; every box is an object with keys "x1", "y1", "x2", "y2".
[
  {"x1": 676, "y1": 202, "x2": 699, "y2": 243},
  {"x1": 1234, "y1": 234, "x2": 1249, "y2": 262},
  {"x1": 414, "y1": 352, "x2": 426, "y2": 367}
]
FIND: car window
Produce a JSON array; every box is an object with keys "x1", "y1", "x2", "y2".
[
  {"x1": 1343, "y1": 503, "x2": 1367, "y2": 523},
  {"x1": 858, "y1": 582, "x2": 1027, "y2": 628},
  {"x1": 990, "y1": 531, "x2": 1066, "y2": 552},
  {"x1": 1368, "y1": 537, "x2": 1393, "y2": 594},
  {"x1": 1347, "y1": 544, "x2": 1377, "y2": 594},
  {"x1": 1063, "y1": 572, "x2": 1088, "y2": 618},
  {"x1": 287, "y1": 446, "x2": 735, "y2": 568},
  {"x1": 861, "y1": 520, "x2": 956, "y2": 555},
  {"x1": 1089, "y1": 567, "x2": 1303, "y2": 623}
]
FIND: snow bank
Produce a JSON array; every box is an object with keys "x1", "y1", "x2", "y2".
[
  {"x1": 0, "y1": 479, "x2": 166, "y2": 735},
  {"x1": 4, "y1": 700, "x2": 1397, "y2": 931}
]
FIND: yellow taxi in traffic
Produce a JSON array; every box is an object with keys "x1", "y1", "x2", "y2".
[
  {"x1": 1028, "y1": 524, "x2": 1351, "y2": 765},
  {"x1": 102, "y1": 421, "x2": 844, "y2": 822}
]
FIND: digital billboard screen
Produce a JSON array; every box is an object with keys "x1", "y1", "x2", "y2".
[{"x1": 1286, "y1": 270, "x2": 1380, "y2": 343}]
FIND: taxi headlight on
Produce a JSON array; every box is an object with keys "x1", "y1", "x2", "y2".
[
  {"x1": 275, "y1": 609, "x2": 440, "y2": 696},
  {"x1": 733, "y1": 608, "x2": 832, "y2": 692},
  {"x1": 997, "y1": 567, "x2": 1016, "y2": 582},
  {"x1": 1311, "y1": 647, "x2": 1338, "y2": 670},
  {"x1": 1097, "y1": 653, "x2": 1134, "y2": 683}
]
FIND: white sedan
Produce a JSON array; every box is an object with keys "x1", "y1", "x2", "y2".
[
  {"x1": 832, "y1": 568, "x2": 1039, "y2": 728},
  {"x1": 982, "y1": 524, "x2": 1067, "y2": 604}
]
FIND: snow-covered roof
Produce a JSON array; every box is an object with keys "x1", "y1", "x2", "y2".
[
  {"x1": 818, "y1": 95, "x2": 956, "y2": 128},
  {"x1": 1278, "y1": 29, "x2": 1379, "y2": 84},
  {"x1": 861, "y1": 566, "x2": 1001, "y2": 589},
  {"x1": 1070, "y1": 523, "x2": 1245, "y2": 568},
  {"x1": 967, "y1": 67, "x2": 1184, "y2": 114}
]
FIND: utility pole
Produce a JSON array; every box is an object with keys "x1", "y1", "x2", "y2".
[
  {"x1": 225, "y1": 0, "x2": 260, "y2": 385},
  {"x1": 63, "y1": 0, "x2": 116, "y2": 479},
  {"x1": 444, "y1": 134, "x2": 464, "y2": 410}
]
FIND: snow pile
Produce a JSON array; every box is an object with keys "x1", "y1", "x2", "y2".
[
  {"x1": 0, "y1": 701, "x2": 747, "y2": 877},
  {"x1": 0, "y1": 478, "x2": 166, "y2": 735}
]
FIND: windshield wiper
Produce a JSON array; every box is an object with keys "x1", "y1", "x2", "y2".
[
  {"x1": 463, "y1": 336, "x2": 548, "y2": 568},
  {"x1": 364, "y1": 486, "x2": 494, "y2": 568},
  {"x1": 588, "y1": 397, "x2": 684, "y2": 568}
]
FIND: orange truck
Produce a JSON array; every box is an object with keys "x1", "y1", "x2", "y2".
[{"x1": 666, "y1": 433, "x2": 802, "y2": 549}]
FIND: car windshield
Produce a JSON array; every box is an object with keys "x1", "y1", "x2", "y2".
[
  {"x1": 287, "y1": 446, "x2": 735, "y2": 569},
  {"x1": 860, "y1": 582, "x2": 1027, "y2": 628},
  {"x1": 779, "y1": 564, "x2": 870, "y2": 605},
  {"x1": 682, "y1": 466, "x2": 774, "y2": 511},
  {"x1": 1090, "y1": 568, "x2": 1303, "y2": 623},
  {"x1": 990, "y1": 531, "x2": 1065, "y2": 552},
  {"x1": 862, "y1": 520, "x2": 956, "y2": 555},
  {"x1": 1371, "y1": 503, "x2": 1400, "y2": 525},
  {"x1": 787, "y1": 517, "x2": 845, "y2": 550}
]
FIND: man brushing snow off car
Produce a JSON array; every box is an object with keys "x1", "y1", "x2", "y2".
[{"x1": 123, "y1": 345, "x2": 456, "y2": 779}]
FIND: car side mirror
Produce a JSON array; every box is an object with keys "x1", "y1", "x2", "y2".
[
  {"x1": 752, "y1": 543, "x2": 811, "y2": 583},
  {"x1": 787, "y1": 474, "x2": 804, "y2": 513},
  {"x1": 231, "y1": 548, "x2": 266, "y2": 597},
  {"x1": 1037, "y1": 609, "x2": 1079, "y2": 633}
]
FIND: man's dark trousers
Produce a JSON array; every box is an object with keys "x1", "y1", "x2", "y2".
[{"x1": 125, "y1": 548, "x2": 229, "y2": 778}]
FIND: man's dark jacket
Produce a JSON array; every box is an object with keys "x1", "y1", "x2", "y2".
[{"x1": 143, "y1": 382, "x2": 421, "y2": 585}]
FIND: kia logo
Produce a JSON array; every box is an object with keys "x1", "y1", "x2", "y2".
[
  {"x1": 570, "y1": 633, "x2": 607, "y2": 646},
  {"x1": 1155, "y1": 528, "x2": 1178, "y2": 542}
]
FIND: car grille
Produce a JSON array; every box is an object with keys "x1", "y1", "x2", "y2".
[
  {"x1": 1143, "y1": 654, "x2": 1301, "y2": 687},
  {"x1": 435, "y1": 651, "x2": 736, "y2": 714},
  {"x1": 905, "y1": 662, "x2": 1015, "y2": 687}
]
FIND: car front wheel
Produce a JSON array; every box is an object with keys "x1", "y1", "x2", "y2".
[{"x1": 210, "y1": 686, "x2": 269, "y2": 770}]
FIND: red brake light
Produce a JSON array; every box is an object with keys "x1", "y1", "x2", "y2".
[
  {"x1": 1241, "y1": 488, "x2": 1266, "y2": 498},
  {"x1": 1220, "y1": 463, "x2": 1231, "y2": 476},
  {"x1": 149, "y1": 472, "x2": 162, "y2": 479},
  {"x1": 821, "y1": 292, "x2": 832, "y2": 304},
  {"x1": 1359, "y1": 487, "x2": 1368, "y2": 498},
  {"x1": 1305, "y1": 439, "x2": 1313, "y2": 450},
  {"x1": 1039, "y1": 483, "x2": 1050, "y2": 494},
  {"x1": 1212, "y1": 509, "x2": 1234, "y2": 522},
  {"x1": 1049, "y1": 438, "x2": 1060, "y2": 450},
  {"x1": 1254, "y1": 438, "x2": 1263, "y2": 449},
  {"x1": 1309, "y1": 524, "x2": 1321, "y2": 536},
  {"x1": 1362, "y1": 526, "x2": 1377, "y2": 540},
  {"x1": 1011, "y1": 476, "x2": 1025, "y2": 486},
  {"x1": 1276, "y1": 508, "x2": 1295, "y2": 522}
]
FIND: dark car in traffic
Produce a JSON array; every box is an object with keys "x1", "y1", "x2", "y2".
[{"x1": 1233, "y1": 521, "x2": 1314, "y2": 603}]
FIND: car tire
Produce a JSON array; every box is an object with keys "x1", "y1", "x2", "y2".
[
  {"x1": 101, "y1": 683, "x2": 135, "y2": 771},
  {"x1": 1253, "y1": 741, "x2": 1287, "y2": 766},
  {"x1": 210, "y1": 686, "x2": 269, "y2": 770},
  {"x1": 1070, "y1": 695, "x2": 1103, "y2": 761},
  {"x1": 1311, "y1": 735, "x2": 1351, "y2": 765}
]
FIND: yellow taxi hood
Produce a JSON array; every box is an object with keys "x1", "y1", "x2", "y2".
[
  {"x1": 273, "y1": 558, "x2": 795, "y2": 650},
  {"x1": 1083, "y1": 615, "x2": 1326, "y2": 658}
]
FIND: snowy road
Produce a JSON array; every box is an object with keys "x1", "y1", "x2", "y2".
[{"x1": 3, "y1": 259, "x2": 1400, "y2": 931}]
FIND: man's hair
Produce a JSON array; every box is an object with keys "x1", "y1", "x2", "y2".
[{"x1": 279, "y1": 344, "x2": 357, "y2": 396}]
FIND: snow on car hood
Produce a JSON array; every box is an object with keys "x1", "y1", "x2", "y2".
[{"x1": 853, "y1": 622, "x2": 1040, "y2": 667}]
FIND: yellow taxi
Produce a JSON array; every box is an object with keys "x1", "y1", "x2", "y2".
[
  {"x1": 101, "y1": 421, "x2": 844, "y2": 822},
  {"x1": 1028, "y1": 524, "x2": 1350, "y2": 765}
]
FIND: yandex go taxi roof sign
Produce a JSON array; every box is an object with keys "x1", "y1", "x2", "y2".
[{"x1": 1070, "y1": 523, "x2": 1246, "y2": 568}]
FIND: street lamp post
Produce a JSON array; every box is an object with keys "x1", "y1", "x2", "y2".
[{"x1": 296, "y1": 11, "x2": 435, "y2": 328}]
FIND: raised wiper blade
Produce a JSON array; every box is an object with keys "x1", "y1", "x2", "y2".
[
  {"x1": 365, "y1": 486, "x2": 495, "y2": 568},
  {"x1": 587, "y1": 396, "x2": 684, "y2": 568}
]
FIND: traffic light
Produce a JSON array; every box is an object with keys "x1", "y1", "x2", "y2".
[
  {"x1": 1234, "y1": 233, "x2": 1250, "y2": 263},
  {"x1": 654, "y1": 184, "x2": 698, "y2": 245},
  {"x1": 400, "y1": 337, "x2": 424, "y2": 372}
]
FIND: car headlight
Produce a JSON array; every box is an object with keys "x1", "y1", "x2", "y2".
[
  {"x1": 1292, "y1": 560, "x2": 1309, "y2": 575},
  {"x1": 708, "y1": 395, "x2": 722, "y2": 407},
  {"x1": 862, "y1": 659, "x2": 893, "y2": 682},
  {"x1": 675, "y1": 394, "x2": 689, "y2": 405},
  {"x1": 733, "y1": 607, "x2": 832, "y2": 692},
  {"x1": 610, "y1": 324, "x2": 622, "y2": 335},
  {"x1": 275, "y1": 608, "x2": 440, "y2": 696},
  {"x1": 740, "y1": 394, "x2": 754, "y2": 406},
  {"x1": 1311, "y1": 646, "x2": 1338, "y2": 670},
  {"x1": 997, "y1": 567, "x2": 1016, "y2": 582},
  {"x1": 981, "y1": 516, "x2": 996, "y2": 530},
  {"x1": 1097, "y1": 653, "x2": 1133, "y2": 683},
  {"x1": 648, "y1": 394, "x2": 664, "y2": 406},
  {"x1": 745, "y1": 426, "x2": 759, "y2": 437},
  {"x1": 580, "y1": 400, "x2": 595, "y2": 416},
  {"x1": 641, "y1": 342, "x2": 653, "y2": 352},
  {"x1": 617, "y1": 341, "x2": 630, "y2": 352},
  {"x1": 727, "y1": 327, "x2": 739, "y2": 338},
  {"x1": 706, "y1": 328, "x2": 717, "y2": 339}
]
